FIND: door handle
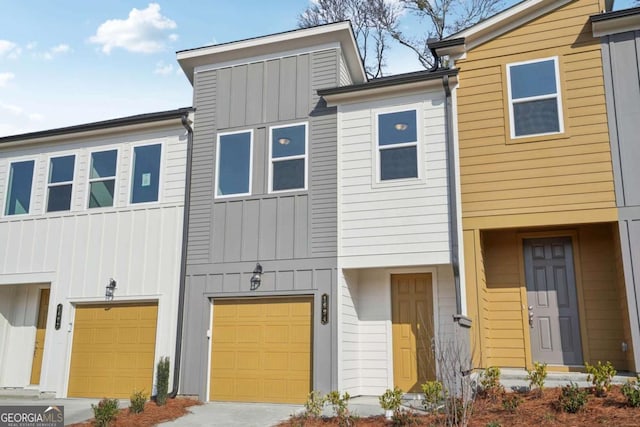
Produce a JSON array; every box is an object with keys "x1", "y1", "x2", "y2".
[{"x1": 528, "y1": 306, "x2": 534, "y2": 328}]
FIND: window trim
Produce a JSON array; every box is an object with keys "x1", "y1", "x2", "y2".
[
  {"x1": 127, "y1": 141, "x2": 164, "y2": 206},
  {"x1": 2, "y1": 158, "x2": 37, "y2": 218},
  {"x1": 374, "y1": 107, "x2": 422, "y2": 184},
  {"x1": 45, "y1": 154, "x2": 76, "y2": 213},
  {"x1": 86, "y1": 148, "x2": 119, "y2": 209},
  {"x1": 506, "y1": 56, "x2": 564, "y2": 140},
  {"x1": 215, "y1": 129, "x2": 254, "y2": 199},
  {"x1": 268, "y1": 122, "x2": 308, "y2": 194}
]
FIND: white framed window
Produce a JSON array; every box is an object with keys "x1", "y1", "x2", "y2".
[
  {"x1": 507, "y1": 57, "x2": 564, "y2": 139},
  {"x1": 4, "y1": 160, "x2": 35, "y2": 216},
  {"x1": 376, "y1": 109, "x2": 419, "y2": 181},
  {"x1": 130, "y1": 143, "x2": 162, "y2": 204},
  {"x1": 215, "y1": 130, "x2": 253, "y2": 198},
  {"x1": 269, "y1": 123, "x2": 307, "y2": 193},
  {"x1": 88, "y1": 149, "x2": 118, "y2": 208},
  {"x1": 46, "y1": 155, "x2": 75, "y2": 212}
]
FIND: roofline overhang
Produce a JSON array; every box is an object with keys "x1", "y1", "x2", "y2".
[
  {"x1": 177, "y1": 21, "x2": 366, "y2": 85},
  {"x1": 318, "y1": 68, "x2": 458, "y2": 105},
  {"x1": 0, "y1": 107, "x2": 194, "y2": 148},
  {"x1": 428, "y1": 38, "x2": 466, "y2": 58},
  {"x1": 591, "y1": 6, "x2": 640, "y2": 37}
]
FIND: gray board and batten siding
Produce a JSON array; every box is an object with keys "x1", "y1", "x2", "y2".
[
  {"x1": 599, "y1": 14, "x2": 640, "y2": 373},
  {"x1": 180, "y1": 48, "x2": 343, "y2": 399}
]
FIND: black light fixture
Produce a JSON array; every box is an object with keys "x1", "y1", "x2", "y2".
[
  {"x1": 105, "y1": 278, "x2": 117, "y2": 301},
  {"x1": 250, "y1": 263, "x2": 263, "y2": 290}
]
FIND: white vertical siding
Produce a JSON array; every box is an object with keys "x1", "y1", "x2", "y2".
[
  {"x1": 340, "y1": 269, "x2": 359, "y2": 394},
  {"x1": 0, "y1": 124, "x2": 186, "y2": 396},
  {"x1": 338, "y1": 92, "x2": 451, "y2": 269}
]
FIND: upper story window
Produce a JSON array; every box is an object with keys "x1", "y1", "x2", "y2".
[
  {"x1": 46, "y1": 155, "x2": 75, "y2": 212},
  {"x1": 4, "y1": 160, "x2": 35, "y2": 216},
  {"x1": 270, "y1": 123, "x2": 307, "y2": 192},
  {"x1": 377, "y1": 109, "x2": 419, "y2": 181},
  {"x1": 507, "y1": 57, "x2": 563, "y2": 138},
  {"x1": 216, "y1": 130, "x2": 252, "y2": 197},
  {"x1": 131, "y1": 144, "x2": 161, "y2": 204},
  {"x1": 89, "y1": 149, "x2": 117, "y2": 208}
]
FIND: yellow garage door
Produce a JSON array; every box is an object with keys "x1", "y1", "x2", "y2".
[
  {"x1": 210, "y1": 297, "x2": 312, "y2": 404},
  {"x1": 68, "y1": 303, "x2": 158, "y2": 398}
]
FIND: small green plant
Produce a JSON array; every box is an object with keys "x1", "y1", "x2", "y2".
[
  {"x1": 421, "y1": 380, "x2": 444, "y2": 412},
  {"x1": 501, "y1": 394, "x2": 522, "y2": 413},
  {"x1": 155, "y1": 356, "x2": 170, "y2": 406},
  {"x1": 391, "y1": 408, "x2": 420, "y2": 426},
  {"x1": 486, "y1": 422, "x2": 502, "y2": 427},
  {"x1": 304, "y1": 390, "x2": 326, "y2": 418},
  {"x1": 480, "y1": 367, "x2": 504, "y2": 399},
  {"x1": 129, "y1": 390, "x2": 147, "y2": 414},
  {"x1": 91, "y1": 398, "x2": 119, "y2": 427},
  {"x1": 557, "y1": 382, "x2": 588, "y2": 413},
  {"x1": 526, "y1": 362, "x2": 548, "y2": 396},
  {"x1": 379, "y1": 387, "x2": 403, "y2": 411},
  {"x1": 585, "y1": 361, "x2": 616, "y2": 397},
  {"x1": 326, "y1": 390, "x2": 352, "y2": 426},
  {"x1": 621, "y1": 376, "x2": 640, "y2": 408}
]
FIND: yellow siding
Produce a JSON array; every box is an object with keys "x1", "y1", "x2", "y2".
[{"x1": 457, "y1": 0, "x2": 616, "y2": 226}]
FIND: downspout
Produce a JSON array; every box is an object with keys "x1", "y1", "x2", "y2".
[{"x1": 169, "y1": 111, "x2": 194, "y2": 398}]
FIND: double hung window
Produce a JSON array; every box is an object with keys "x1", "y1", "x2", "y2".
[
  {"x1": 270, "y1": 124, "x2": 307, "y2": 192},
  {"x1": 377, "y1": 110, "x2": 419, "y2": 181},
  {"x1": 89, "y1": 150, "x2": 117, "y2": 208},
  {"x1": 47, "y1": 155, "x2": 75, "y2": 212}
]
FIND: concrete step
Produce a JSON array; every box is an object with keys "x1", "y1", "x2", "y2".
[
  {"x1": 496, "y1": 368, "x2": 637, "y2": 392},
  {"x1": 0, "y1": 388, "x2": 55, "y2": 399}
]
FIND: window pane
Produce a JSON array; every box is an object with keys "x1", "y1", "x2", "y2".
[
  {"x1": 47, "y1": 185, "x2": 72, "y2": 212},
  {"x1": 89, "y1": 180, "x2": 115, "y2": 208},
  {"x1": 273, "y1": 159, "x2": 305, "y2": 191},
  {"x1": 272, "y1": 125, "x2": 305, "y2": 158},
  {"x1": 380, "y1": 146, "x2": 418, "y2": 180},
  {"x1": 218, "y1": 132, "x2": 251, "y2": 196},
  {"x1": 378, "y1": 110, "x2": 417, "y2": 146},
  {"x1": 49, "y1": 155, "x2": 75, "y2": 183},
  {"x1": 5, "y1": 160, "x2": 34, "y2": 215},
  {"x1": 513, "y1": 98, "x2": 560, "y2": 137},
  {"x1": 90, "y1": 150, "x2": 117, "y2": 179},
  {"x1": 510, "y1": 59, "x2": 557, "y2": 99},
  {"x1": 131, "y1": 144, "x2": 161, "y2": 203}
]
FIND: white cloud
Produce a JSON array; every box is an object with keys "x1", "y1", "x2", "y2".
[
  {"x1": 154, "y1": 61, "x2": 173, "y2": 76},
  {"x1": 0, "y1": 102, "x2": 24, "y2": 115},
  {"x1": 89, "y1": 3, "x2": 177, "y2": 54},
  {"x1": 42, "y1": 44, "x2": 72, "y2": 60},
  {"x1": 0, "y1": 40, "x2": 21, "y2": 59},
  {"x1": 26, "y1": 42, "x2": 37, "y2": 50},
  {"x1": 0, "y1": 102, "x2": 45, "y2": 136},
  {"x1": 0, "y1": 72, "x2": 15, "y2": 87}
]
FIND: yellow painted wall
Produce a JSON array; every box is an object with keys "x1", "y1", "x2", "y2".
[{"x1": 457, "y1": 0, "x2": 616, "y2": 227}]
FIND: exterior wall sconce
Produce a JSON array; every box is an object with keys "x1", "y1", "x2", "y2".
[
  {"x1": 105, "y1": 278, "x2": 117, "y2": 301},
  {"x1": 250, "y1": 263, "x2": 263, "y2": 290}
]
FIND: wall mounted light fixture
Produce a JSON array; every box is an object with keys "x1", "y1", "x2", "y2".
[
  {"x1": 250, "y1": 263, "x2": 263, "y2": 290},
  {"x1": 105, "y1": 278, "x2": 117, "y2": 301}
]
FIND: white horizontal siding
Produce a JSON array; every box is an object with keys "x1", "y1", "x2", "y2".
[{"x1": 338, "y1": 92, "x2": 451, "y2": 268}]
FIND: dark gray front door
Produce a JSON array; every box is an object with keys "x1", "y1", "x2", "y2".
[{"x1": 524, "y1": 237, "x2": 583, "y2": 365}]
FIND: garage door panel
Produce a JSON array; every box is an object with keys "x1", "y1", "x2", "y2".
[
  {"x1": 68, "y1": 303, "x2": 158, "y2": 398},
  {"x1": 210, "y1": 297, "x2": 312, "y2": 404}
]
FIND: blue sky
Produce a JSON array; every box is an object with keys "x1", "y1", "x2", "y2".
[{"x1": 0, "y1": 0, "x2": 635, "y2": 137}]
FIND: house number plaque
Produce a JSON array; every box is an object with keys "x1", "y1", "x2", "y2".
[
  {"x1": 321, "y1": 293, "x2": 329, "y2": 325},
  {"x1": 55, "y1": 304, "x2": 63, "y2": 330}
]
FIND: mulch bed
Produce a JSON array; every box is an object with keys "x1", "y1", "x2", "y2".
[
  {"x1": 68, "y1": 397, "x2": 202, "y2": 427},
  {"x1": 277, "y1": 386, "x2": 640, "y2": 426}
]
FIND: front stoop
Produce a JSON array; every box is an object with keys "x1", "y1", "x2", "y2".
[
  {"x1": 0, "y1": 388, "x2": 56, "y2": 399},
  {"x1": 498, "y1": 368, "x2": 637, "y2": 392}
]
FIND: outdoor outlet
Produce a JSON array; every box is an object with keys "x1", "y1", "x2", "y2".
[{"x1": 622, "y1": 341, "x2": 628, "y2": 352}]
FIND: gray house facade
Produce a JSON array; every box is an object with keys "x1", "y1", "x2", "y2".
[
  {"x1": 176, "y1": 22, "x2": 365, "y2": 403},
  {"x1": 592, "y1": 6, "x2": 640, "y2": 372}
]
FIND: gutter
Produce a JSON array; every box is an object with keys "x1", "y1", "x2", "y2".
[{"x1": 169, "y1": 111, "x2": 194, "y2": 398}]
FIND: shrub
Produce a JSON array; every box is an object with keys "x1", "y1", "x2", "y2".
[
  {"x1": 501, "y1": 394, "x2": 522, "y2": 413},
  {"x1": 379, "y1": 387, "x2": 403, "y2": 411},
  {"x1": 421, "y1": 380, "x2": 444, "y2": 412},
  {"x1": 304, "y1": 390, "x2": 326, "y2": 418},
  {"x1": 486, "y1": 422, "x2": 502, "y2": 427},
  {"x1": 585, "y1": 361, "x2": 616, "y2": 397},
  {"x1": 155, "y1": 356, "x2": 170, "y2": 406},
  {"x1": 326, "y1": 390, "x2": 352, "y2": 426},
  {"x1": 526, "y1": 362, "x2": 547, "y2": 396},
  {"x1": 91, "y1": 398, "x2": 119, "y2": 427},
  {"x1": 621, "y1": 376, "x2": 640, "y2": 408},
  {"x1": 480, "y1": 367, "x2": 504, "y2": 399},
  {"x1": 129, "y1": 390, "x2": 147, "y2": 414},
  {"x1": 391, "y1": 408, "x2": 420, "y2": 426},
  {"x1": 558, "y1": 382, "x2": 588, "y2": 413}
]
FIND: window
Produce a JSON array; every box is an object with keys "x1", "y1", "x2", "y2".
[
  {"x1": 89, "y1": 150, "x2": 117, "y2": 208},
  {"x1": 377, "y1": 110, "x2": 418, "y2": 181},
  {"x1": 216, "y1": 131, "x2": 252, "y2": 197},
  {"x1": 270, "y1": 124, "x2": 306, "y2": 192},
  {"x1": 131, "y1": 144, "x2": 161, "y2": 204},
  {"x1": 47, "y1": 155, "x2": 75, "y2": 212},
  {"x1": 5, "y1": 160, "x2": 35, "y2": 215},
  {"x1": 507, "y1": 57, "x2": 563, "y2": 138}
]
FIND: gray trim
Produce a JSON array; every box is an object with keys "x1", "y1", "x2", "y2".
[
  {"x1": 427, "y1": 38, "x2": 465, "y2": 50},
  {"x1": 0, "y1": 107, "x2": 194, "y2": 144},
  {"x1": 591, "y1": 6, "x2": 640, "y2": 23}
]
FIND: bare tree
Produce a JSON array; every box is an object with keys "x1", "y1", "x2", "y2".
[{"x1": 298, "y1": 0, "x2": 504, "y2": 76}]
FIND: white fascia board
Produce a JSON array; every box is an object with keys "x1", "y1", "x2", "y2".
[{"x1": 592, "y1": 14, "x2": 640, "y2": 37}]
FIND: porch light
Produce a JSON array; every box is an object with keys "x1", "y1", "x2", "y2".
[
  {"x1": 250, "y1": 263, "x2": 263, "y2": 290},
  {"x1": 394, "y1": 123, "x2": 408, "y2": 131},
  {"x1": 105, "y1": 278, "x2": 117, "y2": 301}
]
